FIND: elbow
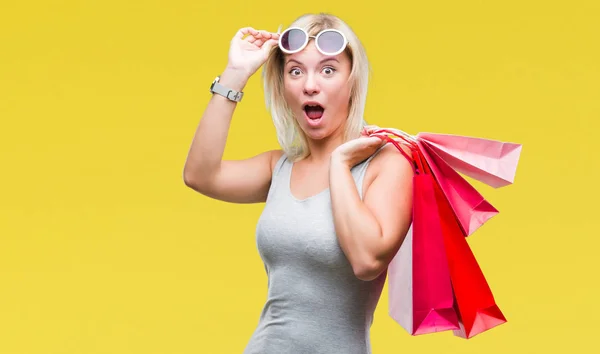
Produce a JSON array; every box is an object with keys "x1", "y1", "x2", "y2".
[
  {"x1": 183, "y1": 161, "x2": 219, "y2": 191},
  {"x1": 183, "y1": 169, "x2": 197, "y2": 188},
  {"x1": 183, "y1": 171, "x2": 195, "y2": 188},
  {"x1": 182, "y1": 168, "x2": 208, "y2": 192},
  {"x1": 353, "y1": 259, "x2": 386, "y2": 282}
]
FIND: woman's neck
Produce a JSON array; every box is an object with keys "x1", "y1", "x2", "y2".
[{"x1": 304, "y1": 132, "x2": 345, "y2": 165}]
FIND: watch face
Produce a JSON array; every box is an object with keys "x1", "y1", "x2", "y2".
[{"x1": 210, "y1": 76, "x2": 219, "y2": 91}]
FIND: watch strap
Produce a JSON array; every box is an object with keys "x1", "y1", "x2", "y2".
[{"x1": 210, "y1": 76, "x2": 244, "y2": 102}]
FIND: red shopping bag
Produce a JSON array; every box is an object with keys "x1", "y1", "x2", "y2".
[
  {"x1": 384, "y1": 138, "x2": 459, "y2": 335},
  {"x1": 430, "y1": 162, "x2": 508, "y2": 338}
]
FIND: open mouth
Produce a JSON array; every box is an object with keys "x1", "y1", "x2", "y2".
[{"x1": 303, "y1": 104, "x2": 325, "y2": 120}]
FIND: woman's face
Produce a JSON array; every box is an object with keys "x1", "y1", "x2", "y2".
[{"x1": 282, "y1": 39, "x2": 352, "y2": 141}]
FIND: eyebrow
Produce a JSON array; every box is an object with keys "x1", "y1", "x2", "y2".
[{"x1": 285, "y1": 58, "x2": 340, "y2": 66}]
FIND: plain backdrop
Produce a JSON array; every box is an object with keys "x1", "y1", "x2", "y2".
[{"x1": 1, "y1": 1, "x2": 598, "y2": 353}]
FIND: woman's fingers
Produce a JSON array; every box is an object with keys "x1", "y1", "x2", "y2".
[
  {"x1": 235, "y1": 27, "x2": 258, "y2": 39},
  {"x1": 362, "y1": 125, "x2": 382, "y2": 136},
  {"x1": 244, "y1": 30, "x2": 265, "y2": 43},
  {"x1": 237, "y1": 27, "x2": 280, "y2": 49},
  {"x1": 250, "y1": 30, "x2": 280, "y2": 47},
  {"x1": 254, "y1": 30, "x2": 280, "y2": 42}
]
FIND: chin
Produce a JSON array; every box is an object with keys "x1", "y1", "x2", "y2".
[
  {"x1": 303, "y1": 130, "x2": 329, "y2": 141},
  {"x1": 301, "y1": 123, "x2": 343, "y2": 142}
]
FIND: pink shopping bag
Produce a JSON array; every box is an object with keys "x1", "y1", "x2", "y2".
[
  {"x1": 418, "y1": 140, "x2": 499, "y2": 236},
  {"x1": 417, "y1": 132, "x2": 522, "y2": 188}
]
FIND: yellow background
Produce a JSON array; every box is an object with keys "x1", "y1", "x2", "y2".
[{"x1": 1, "y1": 0, "x2": 598, "y2": 353}]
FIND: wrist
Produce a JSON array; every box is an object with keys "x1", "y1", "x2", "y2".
[
  {"x1": 330, "y1": 151, "x2": 351, "y2": 170},
  {"x1": 220, "y1": 67, "x2": 250, "y2": 91}
]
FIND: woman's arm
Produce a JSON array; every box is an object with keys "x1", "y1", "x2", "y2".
[
  {"x1": 329, "y1": 145, "x2": 414, "y2": 281},
  {"x1": 183, "y1": 28, "x2": 282, "y2": 204}
]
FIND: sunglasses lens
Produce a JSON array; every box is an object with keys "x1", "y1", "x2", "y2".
[
  {"x1": 280, "y1": 28, "x2": 307, "y2": 52},
  {"x1": 317, "y1": 31, "x2": 345, "y2": 54}
]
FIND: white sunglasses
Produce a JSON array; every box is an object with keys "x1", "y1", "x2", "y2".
[{"x1": 278, "y1": 27, "x2": 348, "y2": 56}]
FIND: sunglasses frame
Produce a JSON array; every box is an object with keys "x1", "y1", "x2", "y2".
[{"x1": 278, "y1": 27, "x2": 348, "y2": 56}]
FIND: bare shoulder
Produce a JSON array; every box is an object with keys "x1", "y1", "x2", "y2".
[
  {"x1": 269, "y1": 149, "x2": 285, "y2": 173},
  {"x1": 363, "y1": 143, "x2": 414, "y2": 194}
]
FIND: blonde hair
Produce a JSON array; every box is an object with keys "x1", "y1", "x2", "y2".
[{"x1": 262, "y1": 13, "x2": 371, "y2": 162}]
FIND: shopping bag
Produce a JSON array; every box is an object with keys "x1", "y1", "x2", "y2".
[
  {"x1": 425, "y1": 148, "x2": 508, "y2": 338},
  {"x1": 417, "y1": 132, "x2": 522, "y2": 188},
  {"x1": 385, "y1": 140, "x2": 459, "y2": 335},
  {"x1": 366, "y1": 127, "x2": 511, "y2": 339}
]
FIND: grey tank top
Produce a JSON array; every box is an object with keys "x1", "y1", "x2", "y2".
[{"x1": 243, "y1": 148, "x2": 387, "y2": 354}]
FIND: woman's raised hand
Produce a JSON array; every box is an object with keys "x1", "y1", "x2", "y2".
[{"x1": 225, "y1": 27, "x2": 280, "y2": 79}]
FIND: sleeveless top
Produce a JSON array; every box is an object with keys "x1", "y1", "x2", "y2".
[{"x1": 243, "y1": 147, "x2": 387, "y2": 354}]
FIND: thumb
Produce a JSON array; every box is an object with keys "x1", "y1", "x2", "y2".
[
  {"x1": 371, "y1": 134, "x2": 388, "y2": 147},
  {"x1": 360, "y1": 135, "x2": 385, "y2": 148}
]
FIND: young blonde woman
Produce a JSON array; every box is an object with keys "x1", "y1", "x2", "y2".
[{"x1": 184, "y1": 12, "x2": 413, "y2": 354}]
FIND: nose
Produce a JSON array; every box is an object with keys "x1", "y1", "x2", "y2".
[{"x1": 303, "y1": 73, "x2": 320, "y2": 96}]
